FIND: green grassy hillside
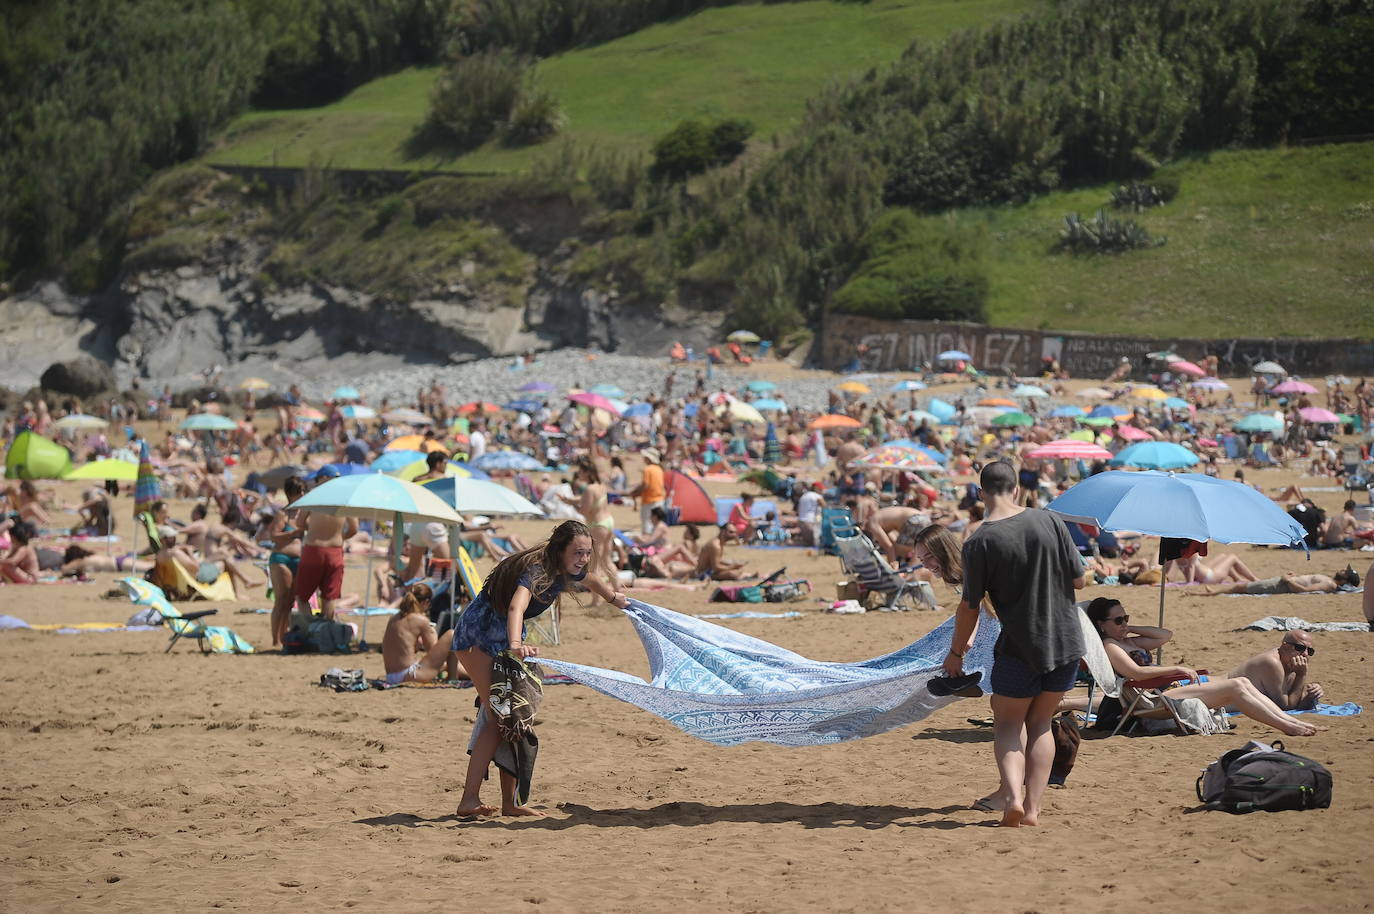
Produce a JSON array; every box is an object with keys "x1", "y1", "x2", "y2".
[
  {"x1": 968, "y1": 143, "x2": 1374, "y2": 338},
  {"x1": 209, "y1": 0, "x2": 1038, "y2": 172}
]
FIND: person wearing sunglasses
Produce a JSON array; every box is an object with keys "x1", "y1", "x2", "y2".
[
  {"x1": 1083, "y1": 597, "x2": 1318, "y2": 737},
  {"x1": 1226, "y1": 632, "x2": 1323, "y2": 712}
]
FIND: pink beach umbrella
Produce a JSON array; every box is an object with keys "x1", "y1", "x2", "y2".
[
  {"x1": 1026, "y1": 440, "x2": 1114, "y2": 461},
  {"x1": 1027, "y1": 439, "x2": 1110, "y2": 459},
  {"x1": 568, "y1": 392, "x2": 621, "y2": 416},
  {"x1": 1114, "y1": 424, "x2": 1152, "y2": 441},
  {"x1": 1169, "y1": 360, "x2": 1206, "y2": 377},
  {"x1": 1271, "y1": 379, "x2": 1317, "y2": 395},
  {"x1": 1299, "y1": 407, "x2": 1340, "y2": 424}
]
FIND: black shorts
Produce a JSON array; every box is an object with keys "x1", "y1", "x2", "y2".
[{"x1": 990, "y1": 653, "x2": 1079, "y2": 699}]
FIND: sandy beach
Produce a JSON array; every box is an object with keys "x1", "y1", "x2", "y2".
[{"x1": 2, "y1": 374, "x2": 1372, "y2": 913}]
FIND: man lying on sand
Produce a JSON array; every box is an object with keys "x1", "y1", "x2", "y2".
[{"x1": 1194, "y1": 567, "x2": 1357, "y2": 596}]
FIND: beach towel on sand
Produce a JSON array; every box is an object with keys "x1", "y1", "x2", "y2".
[
  {"x1": 539, "y1": 600, "x2": 1000, "y2": 747},
  {"x1": 1237, "y1": 616, "x2": 1370, "y2": 633}
]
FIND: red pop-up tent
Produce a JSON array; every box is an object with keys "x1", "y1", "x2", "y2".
[{"x1": 664, "y1": 469, "x2": 715, "y2": 524}]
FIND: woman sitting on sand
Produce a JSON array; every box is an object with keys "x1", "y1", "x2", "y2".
[
  {"x1": 450, "y1": 521, "x2": 628, "y2": 818},
  {"x1": 380, "y1": 583, "x2": 467, "y2": 685},
  {"x1": 1077, "y1": 597, "x2": 1317, "y2": 737},
  {"x1": 643, "y1": 523, "x2": 702, "y2": 579}
]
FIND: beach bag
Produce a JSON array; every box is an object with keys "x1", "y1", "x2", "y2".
[
  {"x1": 308, "y1": 619, "x2": 354, "y2": 654},
  {"x1": 761, "y1": 579, "x2": 811, "y2": 602},
  {"x1": 1048, "y1": 713, "x2": 1082, "y2": 787},
  {"x1": 1196, "y1": 740, "x2": 1332, "y2": 813},
  {"x1": 709, "y1": 583, "x2": 765, "y2": 603},
  {"x1": 282, "y1": 625, "x2": 312, "y2": 655}
]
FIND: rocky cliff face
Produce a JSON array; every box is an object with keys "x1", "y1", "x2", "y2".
[{"x1": 0, "y1": 187, "x2": 725, "y2": 391}]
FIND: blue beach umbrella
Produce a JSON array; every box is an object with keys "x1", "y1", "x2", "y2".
[
  {"x1": 1048, "y1": 471, "x2": 1307, "y2": 660},
  {"x1": 1162, "y1": 397, "x2": 1190, "y2": 410},
  {"x1": 331, "y1": 386, "x2": 361, "y2": 400},
  {"x1": 339, "y1": 405, "x2": 376, "y2": 420},
  {"x1": 1050, "y1": 405, "x2": 1087, "y2": 418},
  {"x1": 371, "y1": 450, "x2": 427, "y2": 474},
  {"x1": 622, "y1": 402, "x2": 653, "y2": 418},
  {"x1": 422, "y1": 477, "x2": 543, "y2": 516},
  {"x1": 927, "y1": 398, "x2": 957, "y2": 421},
  {"x1": 311, "y1": 462, "x2": 373, "y2": 480},
  {"x1": 1088, "y1": 404, "x2": 1125, "y2": 419},
  {"x1": 891, "y1": 380, "x2": 927, "y2": 392},
  {"x1": 472, "y1": 450, "x2": 546, "y2": 472},
  {"x1": 747, "y1": 380, "x2": 777, "y2": 393},
  {"x1": 504, "y1": 399, "x2": 543, "y2": 414},
  {"x1": 1235, "y1": 413, "x2": 1283, "y2": 433},
  {"x1": 937, "y1": 350, "x2": 973, "y2": 362},
  {"x1": 1013, "y1": 384, "x2": 1049, "y2": 398},
  {"x1": 1108, "y1": 442, "x2": 1199, "y2": 470},
  {"x1": 880, "y1": 438, "x2": 947, "y2": 464},
  {"x1": 180, "y1": 413, "x2": 237, "y2": 432},
  {"x1": 751, "y1": 398, "x2": 788, "y2": 412}
]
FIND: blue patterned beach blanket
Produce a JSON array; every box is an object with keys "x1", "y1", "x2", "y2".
[{"x1": 539, "y1": 600, "x2": 1000, "y2": 747}]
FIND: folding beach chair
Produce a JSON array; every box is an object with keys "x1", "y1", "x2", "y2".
[
  {"x1": 150, "y1": 556, "x2": 236, "y2": 602},
  {"x1": 819, "y1": 507, "x2": 855, "y2": 553},
  {"x1": 1113, "y1": 674, "x2": 1228, "y2": 736},
  {"x1": 833, "y1": 532, "x2": 935, "y2": 611},
  {"x1": 118, "y1": 577, "x2": 253, "y2": 654}
]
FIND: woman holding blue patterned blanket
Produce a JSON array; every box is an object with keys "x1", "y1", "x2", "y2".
[{"x1": 452, "y1": 520, "x2": 629, "y2": 818}]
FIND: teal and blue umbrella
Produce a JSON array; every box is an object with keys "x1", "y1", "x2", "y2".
[
  {"x1": 371, "y1": 450, "x2": 427, "y2": 474},
  {"x1": 1108, "y1": 441, "x2": 1199, "y2": 470},
  {"x1": 422, "y1": 477, "x2": 543, "y2": 516},
  {"x1": 1047, "y1": 471, "x2": 1308, "y2": 660},
  {"x1": 472, "y1": 450, "x2": 546, "y2": 472},
  {"x1": 752, "y1": 398, "x2": 788, "y2": 412},
  {"x1": 1088, "y1": 404, "x2": 1125, "y2": 419},
  {"x1": 339, "y1": 405, "x2": 375, "y2": 419},
  {"x1": 1050, "y1": 405, "x2": 1087, "y2": 418},
  {"x1": 747, "y1": 380, "x2": 777, "y2": 393},
  {"x1": 331, "y1": 386, "x2": 360, "y2": 400},
  {"x1": 1235, "y1": 413, "x2": 1283, "y2": 433},
  {"x1": 180, "y1": 413, "x2": 237, "y2": 432},
  {"x1": 891, "y1": 380, "x2": 926, "y2": 392}
]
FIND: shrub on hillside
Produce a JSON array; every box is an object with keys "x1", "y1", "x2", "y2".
[
  {"x1": 650, "y1": 118, "x2": 755, "y2": 181},
  {"x1": 830, "y1": 210, "x2": 989, "y2": 322},
  {"x1": 427, "y1": 49, "x2": 563, "y2": 148},
  {"x1": 1109, "y1": 181, "x2": 1171, "y2": 212},
  {"x1": 1056, "y1": 210, "x2": 1165, "y2": 254}
]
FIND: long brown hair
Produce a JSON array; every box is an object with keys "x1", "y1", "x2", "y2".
[
  {"x1": 912, "y1": 523, "x2": 964, "y2": 586},
  {"x1": 396, "y1": 582, "x2": 433, "y2": 618},
  {"x1": 483, "y1": 520, "x2": 591, "y2": 613}
]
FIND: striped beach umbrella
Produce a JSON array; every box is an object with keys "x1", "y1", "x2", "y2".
[
  {"x1": 764, "y1": 422, "x2": 781, "y2": 465},
  {"x1": 134, "y1": 440, "x2": 161, "y2": 518}
]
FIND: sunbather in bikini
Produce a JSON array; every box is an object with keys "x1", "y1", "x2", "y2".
[{"x1": 380, "y1": 584, "x2": 467, "y2": 685}]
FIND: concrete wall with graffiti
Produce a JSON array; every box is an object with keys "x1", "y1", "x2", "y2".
[{"x1": 818, "y1": 315, "x2": 1374, "y2": 378}]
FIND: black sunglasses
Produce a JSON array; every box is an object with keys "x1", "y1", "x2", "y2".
[
  {"x1": 1110, "y1": 615, "x2": 1130, "y2": 625},
  {"x1": 1284, "y1": 641, "x2": 1315, "y2": 656}
]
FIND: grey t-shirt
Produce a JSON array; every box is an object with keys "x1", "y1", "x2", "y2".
[{"x1": 961, "y1": 508, "x2": 1084, "y2": 673}]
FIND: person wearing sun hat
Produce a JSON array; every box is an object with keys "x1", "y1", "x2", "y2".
[{"x1": 628, "y1": 447, "x2": 665, "y2": 534}]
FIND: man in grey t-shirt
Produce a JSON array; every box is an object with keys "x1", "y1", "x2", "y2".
[{"x1": 942, "y1": 461, "x2": 1086, "y2": 827}]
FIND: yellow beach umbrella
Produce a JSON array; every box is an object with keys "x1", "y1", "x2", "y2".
[
  {"x1": 1132, "y1": 387, "x2": 1167, "y2": 400},
  {"x1": 716, "y1": 399, "x2": 766, "y2": 425},
  {"x1": 837, "y1": 381, "x2": 871, "y2": 394},
  {"x1": 63, "y1": 458, "x2": 139, "y2": 481},
  {"x1": 239, "y1": 377, "x2": 271, "y2": 391}
]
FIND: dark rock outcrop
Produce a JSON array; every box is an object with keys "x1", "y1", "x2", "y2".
[{"x1": 40, "y1": 356, "x2": 117, "y2": 397}]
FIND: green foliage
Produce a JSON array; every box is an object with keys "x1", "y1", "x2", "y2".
[
  {"x1": 1109, "y1": 181, "x2": 1170, "y2": 211},
  {"x1": 830, "y1": 210, "x2": 988, "y2": 321},
  {"x1": 1056, "y1": 210, "x2": 1164, "y2": 254},
  {"x1": 0, "y1": 0, "x2": 263, "y2": 281},
  {"x1": 241, "y1": 0, "x2": 447, "y2": 108},
  {"x1": 450, "y1": 0, "x2": 740, "y2": 58},
  {"x1": 650, "y1": 118, "x2": 754, "y2": 181},
  {"x1": 426, "y1": 49, "x2": 563, "y2": 149}
]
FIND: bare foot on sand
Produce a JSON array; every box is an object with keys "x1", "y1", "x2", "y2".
[
  {"x1": 1000, "y1": 801, "x2": 1025, "y2": 828},
  {"x1": 455, "y1": 803, "x2": 498, "y2": 818},
  {"x1": 503, "y1": 805, "x2": 546, "y2": 818},
  {"x1": 1278, "y1": 720, "x2": 1321, "y2": 737}
]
